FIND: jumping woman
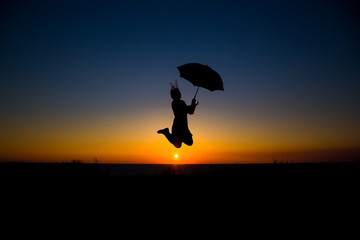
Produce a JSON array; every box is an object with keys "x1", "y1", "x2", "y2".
[{"x1": 157, "y1": 81, "x2": 198, "y2": 148}]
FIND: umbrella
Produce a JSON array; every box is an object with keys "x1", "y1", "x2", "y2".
[{"x1": 177, "y1": 63, "x2": 224, "y2": 99}]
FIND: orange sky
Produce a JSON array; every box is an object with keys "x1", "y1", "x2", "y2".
[
  {"x1": 1, "y1": 1, "x2": 360, "y2": 164},
  {"x1": 1, "y1": 99, "x2": 359, "y2": 164}
]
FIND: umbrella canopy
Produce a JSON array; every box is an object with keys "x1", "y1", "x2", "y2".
[{"x1": 177, "y1": 63, "x2": 224, "y2": 93}]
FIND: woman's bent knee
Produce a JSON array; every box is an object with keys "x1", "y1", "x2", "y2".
[
  {"x1": 174, "y1": 141, "x2": 182, "y2": 148},
  {"x1": 184, "y1": 139, "x2": 193, "y2": 146}
]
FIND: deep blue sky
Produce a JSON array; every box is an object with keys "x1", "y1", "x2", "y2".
[{"x1": 1, "y1": 0, "x2": 360, "y2": 162}]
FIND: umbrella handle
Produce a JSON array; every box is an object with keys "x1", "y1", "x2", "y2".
[{"x1": 193, "y1": 86, "x2": 200, "y2": 100}]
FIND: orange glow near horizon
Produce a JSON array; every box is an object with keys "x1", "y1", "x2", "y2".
[
  {"x1": 1, "y1": 103, "x2": 360, "y2": 164},
  {"x1": 1, "y1": 133, "x2": 360, "y2": 164}
]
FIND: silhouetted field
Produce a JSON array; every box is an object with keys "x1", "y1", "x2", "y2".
[
  {"x1": 2, "y1": 161, "x2": 359, "y2": 221},
  {"x1": 1, "y1": 161, "x2": 359, "y2": 187}
]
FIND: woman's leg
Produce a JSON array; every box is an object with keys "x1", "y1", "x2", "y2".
[
  {"x1": 158, "y1": 128, "x2": 181, "y2": 147},
  {"x1": 173, "y1": 135, "x2": 182, "y2": 148},
  {"x1": 182, "y1": 136, "x2": 193, "y2": 146},
  {"x1": 157, "y1": 128, "x2": 183, "y2": 148}
]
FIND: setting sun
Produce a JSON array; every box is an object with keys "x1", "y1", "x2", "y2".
[{"x1": 174, "y1": 154, "x2": 179, "y2": 159}]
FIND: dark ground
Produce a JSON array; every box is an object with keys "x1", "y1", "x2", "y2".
[
  {"x1": 1, "y1": 161, "x2": 359, "y2": 178},
  {"x1": 1, "y1": 161, "x2": 358, "y2": 233},
  {"x1": 1, "y1": 161, "x2": 359, "y2": 192}
]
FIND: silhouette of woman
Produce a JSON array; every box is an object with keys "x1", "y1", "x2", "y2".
[{"x1": 157, "y1": 81, "x2": 198, "y2": 148}]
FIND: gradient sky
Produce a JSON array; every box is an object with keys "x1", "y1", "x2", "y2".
[{"x1": 1, "y1": 0, "x2": 360, "y2": 164}]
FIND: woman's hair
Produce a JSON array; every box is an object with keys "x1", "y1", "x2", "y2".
[{"x1": 170, "y1": 80, "x2": 181, "y2": 100}]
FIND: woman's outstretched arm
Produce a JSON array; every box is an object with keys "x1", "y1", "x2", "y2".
[{"x1": 187, "y1": 98, "x2": 198, "y2": 115}]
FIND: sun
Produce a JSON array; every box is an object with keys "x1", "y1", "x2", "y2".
[{"x1": 174, "y1": 154, "x2": 179, "y2": 159}]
